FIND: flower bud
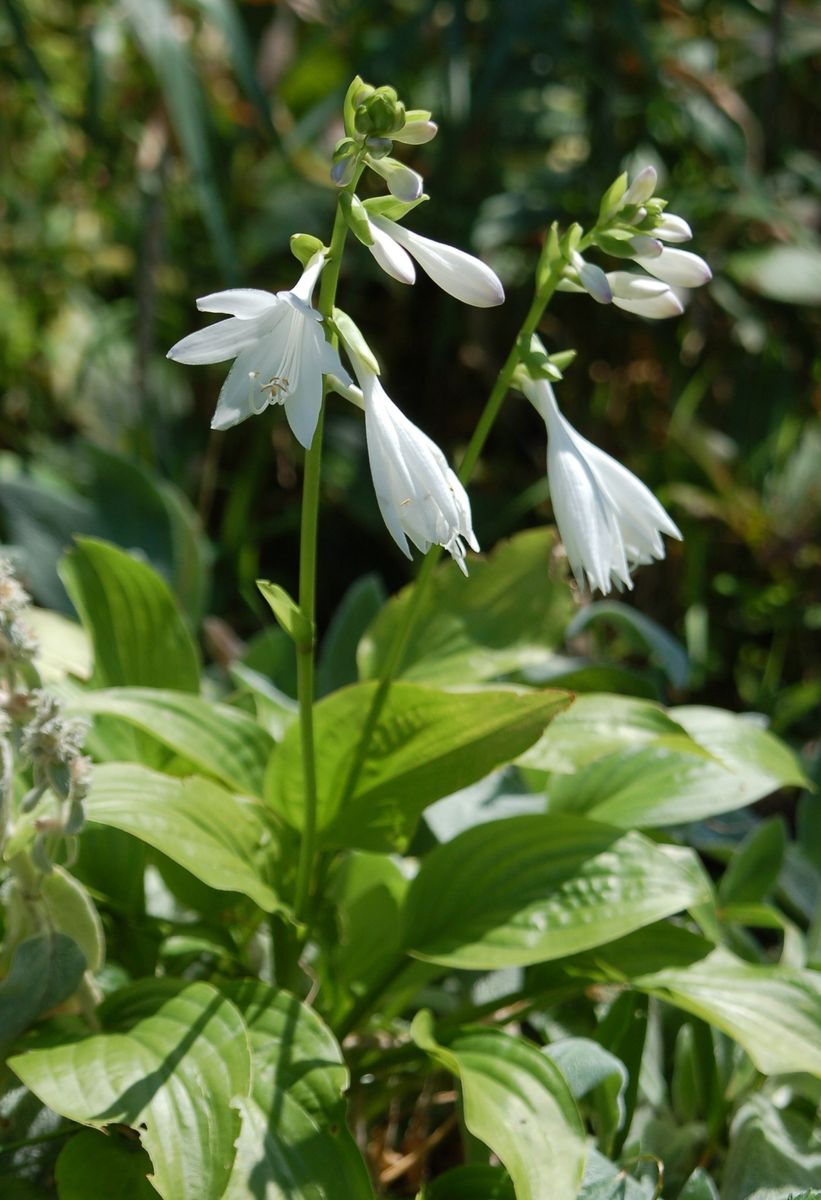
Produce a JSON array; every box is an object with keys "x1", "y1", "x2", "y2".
[
  {"x1": 652, "y1": 212, "x2": 692, "y2": 243},
  {"x1": 629, "y1": 235, "x2": 663, "y2": 258},
  {"x1": 290, "y1": 233, "x2": 326, "y2": 267},
  {"x1": 354, "y1": 86, "x2": 406, "y2": 137},
  {"x1": 622, "y1": 165, "x2": 657, "y2": 207},
  {"x1": 331, "y1": 139, "x2": 359, "y2": 187},
  {"x1": 366, "y1": 155, "x2": 423, "y2": 202}
]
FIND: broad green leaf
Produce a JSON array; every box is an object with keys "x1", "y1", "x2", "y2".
[
  {"x1": 10, "y1": 982, "x2": 251, "y2": 1200},
  {"x1": 60, "y1": 538, "x2": 200, "y2": 692},
  {"x1": 518, "y1": 694, "x2": 689, "y2": 773},
  {"x1": 577, "y1": 1149, "x2": 651, "y2": 1200},
  {"x1": 721, "y1": 1095, "x2": 821, "y2": 1200},
  {"x1": 678, "y1": 1167, "x2": 719, "y2": 1200},
  {"x1": 670, "y1": 705, "x2": 808, "y2": 791},
  {"x1": 221, "y1": 982, "x2": 374, "y2": 1199},
  {"x1": 87, "y1": 763, "x2": 282, "y2": 912},
  {"x1": 357, "y1": 529, "x2": 574, "y2": 685},
  {"x1": 412, "y1": 1012, "x2": 586, "y2": 1200},
  {"x1": 543, "y1": 1038, "x2": 627, "y2": 1141},
  {"x1": 55, "y1": 1129, "x2": 155, "y2": 1200},
  {"x1": 270, "y1": 682, "x2": 570, "y2": 852},
  {"x1": 0, "y1": 934, "x2": 86, "y2": 1045},
  {"x1": 544, "y1": 743, "x2": 776, "y2": 828},
  {"x1": 634, "y1": 948, "x2": 821, "y2": 1077},
  {"x1": 0, "y1": 1074, "x2": 69, "y2": 1197},
  {"x1": 404, "y1": 814, "x2": 709, "y2": 969},
  {"x1": 70, "y1": 687, "x2": 274, "y2": 796},
  {"x1": 719, "y1": 818, "x2": 787, "y2": 907},
  {"x1": 40, "y1": 867, "x2": 105, "y2": 972}
]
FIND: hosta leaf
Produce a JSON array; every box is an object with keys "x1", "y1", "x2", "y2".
[
  {"x1": 70, "y1": 687, "x2": 274, "y2": 796},
  {"x1": 40, "y1": 867, "x2": 105, "y2": 972},
  {"x1": 358, "y1": 529, "x2": 574, "y2": 685},
  {"x1": 669, "y1": 706, "x2": 808, "y2": 791},
  {"x1": 423, "y1": 1165, "x2": 515, "y2": 1199},
  {"x1": 270, "y1": 682, "x2": 570, "y2": 852},
  {"x1": 0, "y1": 934, "x2": 86, "y2": 1046},
  {"x1": 9, "y1": 982, "x2": 251, "y2": 1200},
  {"x1": 721, "y1": 1095, "x2": 821, "y2": 1200},
  {"x1": 518, "y1": 694, "x2": 689, "y2": 773},
  {"x1": 221, "y1": 982, "x2": 374, "y2": 1199},
  {"x1": 404, "y1": 814, "x2": 709, "y2": 969},
  {"x1": 60, "y1": 538, "x2": 200, "y2": 692},
  {"x1": 87, "y1": 763, "x2": 282, "y2": 912},
  {"x1": 412, "y1": 1012, "x2": 586, "y2": 1200},
  {"x1": 634, "y1": 948, "x2": 821, "y2": 1077}
]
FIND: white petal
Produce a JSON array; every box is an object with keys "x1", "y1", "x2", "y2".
[
  {"x1": 210, "y1": 338, "x2": 284, "y2": 429},
  {"x1": 286, "y1": 252, "x2": 327, "y2": 307},
  {"x1": 612, "y1": 292, "x2": 684, "y2": 319},
  {"x1": 622, "y1": 166, "x2": 657, "y2": 207},
  {"x1": 167, "y1": 309, "x2": 280, "y2": 365},
  {"x1": 653, "y1": 212, "x2": 692, "y2": 243},
  {"x1": 582, "y1": 438, "x2": 682, "y2": 545},
  {"x1": 393, "y1": 119, "x2": 438, "y2": 144},
  {"x1": 577, "y1": 260, "x2": 612, "y2": 304},
  {"x1": 374, "y1": 216, "x2": 504, "y2": 308},
  {"x1": 607, "y1": 271, "x2": 670, "y2": 299},
  {"x1": 628, "y1": 235, "x2": 662, "y2": 258},
  {"x1": 367, "y1": 221, "x2": 417, "y2": 285},
  {"x1": 196, "y1": 288, "x2": 278, "y2": 318},
  {"x1": 367, "y1": 157, "x2": 423, "y2": 203},
  {"x1": 633, "y1": 247, "x2": 712, "y2": 288}
]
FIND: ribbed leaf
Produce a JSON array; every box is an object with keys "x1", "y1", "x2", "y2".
[
  {"x1": 404, "y1": 814, "x2": 709, "y2": 969},
  {"x1": 87, "y1": 763, "x2": 282, "y2": 912},
  {"x1": 9, "y1": 983, "x2": 251, "y2": 1200},
  {"x1": 412, "y1": 1012, "x2": 586, "y2": 1200}
]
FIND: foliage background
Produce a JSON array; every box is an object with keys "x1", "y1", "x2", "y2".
[{"x1": 1, "y1": 0, "x2": 819, "y2": 738}]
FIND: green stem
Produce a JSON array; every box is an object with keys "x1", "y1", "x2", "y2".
[
  {"x1": 292, "y1": 195, "x2": 358, "y2": 927},
  {"x1": 335, "y1": 266, "x2": 564, "y2": 814}
]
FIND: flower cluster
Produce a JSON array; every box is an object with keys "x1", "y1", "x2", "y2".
[
  {"x1": 560, "y1": 165, "x2": 711, "y2": 319},
  {"x1": 0, "y1": 559, "x2": 37, "y2": 676},
  {"x1": 169, "y1": 83, "x2": 708, "y2": 594}
]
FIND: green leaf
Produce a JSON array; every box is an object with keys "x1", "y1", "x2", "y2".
[
  {"x1": 404, "y1": 814, "x2": 709, "y2": 969},
  {"x1": 55, "y1": 1129, "x2": 155, "y2": 1200},
  {"x1": 0, "y1": 934, "x2": 87, "y2": 1045},
  {"x1": 257, "y1": 580, "x2": 313, "y2": 645},
  {"x1": 719, "y1": 818, "x2": 787, "y2": 907},
  {"x1": 27, "y1": 609, "x2": 92, "y2": 683},
  {"x1": 726, "y1": 243, "x2": 821, "y2": 305},
  {"x1": 69, "y1": 687, "x2": 274, "y2": 796},
  {"x1": 270, "y1": 682, "x2": 570, "y2": 852},
  {"x1": 423, "y1": 1166, "x2": 515, "y2": 1199},
  {"x1": 357, "y1": 529, "x2": 574, "y2": 685},
  {"x1": 221, "y1": 982, "x2": 374, "y2": 1199},
  {"x1": 10, "y1": 982, "x2": 251, "y2": 1200},
  {"x1": 544, "y1": 743, "x2": 777, "y2": 828},
  {"x1": 412, "y1": 1012, "x2": 586, "y2": 1200},
  {"x1": 59, "y1": 538, "x2": 200, "y2": 692},
  {"x1": 577, "y1": 1148, "x2": 650, "y2": 1200},
  {"x1": 721, "y1": 1095, "x2": 821, "y2": 1200},
  {"x1": 86, "y1": 763, "x2": 282, "y2": 912},
  {"x1": 634, "y1": 948, "x2": 821, "y2": 1077},
  {"x1": 543, "y1": 1038, "x2": 627, "y2": 1143},
  {"x1": 670, "y1": 705, "x2": 809, "y2": 790},
  {"x1": 518, "y1": 694, "x2": 689, "y2": 773}
]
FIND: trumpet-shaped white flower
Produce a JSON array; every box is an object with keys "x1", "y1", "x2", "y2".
[
  {"x1": 167, "y1": 254, "x2": 348, "y2": 448},
  {"x1": 522, "y1": 373, "x2": 681, "y2": 594},
  {"x1": 347, "y1": 352, "x2": 479, "y2": 573},
  {"x1": 632, "y1": 246, "x2": 712, "y2": 289},
  {"x1": 364, "y1": 212, "x2": 505, "y2": 307},
  {"x1": 606, "y1": 271, "x2": 684, "y2": 320}
]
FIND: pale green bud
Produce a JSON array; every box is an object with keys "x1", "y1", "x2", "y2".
[{"x1": 290, "y1": 233, "x2": 326, "y2": 267}]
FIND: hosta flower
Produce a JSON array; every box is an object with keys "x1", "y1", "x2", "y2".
[
  {"x1": 522, "y1": 373, "x2": 681, "y2": 594},
  {"x1": 606, "y1": 271, "x2": 684, "y2": 320},
  {"x1": 364, "y1": 211, "x2": 504, "y2": 307},
  {"x1": 167, "y1": 253, "x2": 348, "y2": 448},
  {"x1": 346, "y1": 352, "x2": 479, "y2": 573}
]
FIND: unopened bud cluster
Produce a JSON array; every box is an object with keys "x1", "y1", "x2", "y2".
[
  {"x1": 0, "y1": 558, "x2": 91, "y2": 864},
  {"x1": 331, "y1": 76, "x2": 437, "y2": 200}
]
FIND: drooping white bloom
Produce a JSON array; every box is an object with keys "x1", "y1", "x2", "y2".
[
  {"x1": 632, "y1": 246, "x2": 712, "y2": 289},
  {"x1": 365, "y1": 212, "x2": 505, "y2": 307},
  {"x1": 167, "y1": 254, "x2": 348, "y2": 448},
  {"x1": 522, "y1": 373, "x2": 681, "y2": 594},
  {"x1": 606, "y1": 271, "x2": 684, "y2": 320},
  {"x1": 366, "y1": 155, "x2": 424, "y2": 202},
  {"x1": 346, "y1": 351, "x2": 479, "y2": 573}
]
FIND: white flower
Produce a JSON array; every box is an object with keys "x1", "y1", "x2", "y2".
[
  {"x1": 606, "y1": 271, "x2": 684, "y2": 320},
  {"x1": 364, "y1": 212, "x2": 504, "y2": 307},
  {"x1": 522, "y1": 373, "x2": 681, "y2": 594},
  {"x1": 622, "y1": 165, "x2": 658, "y2": 207},
  {"x1": 365, "y1": 155, "x2": 423, "y2": 202},
  {"x1": 652, "y1": 212, "x2": 692, "y2": 243},
  {"x1": 167, "y1": 253, "x2": 348, "y2": 448},
  {"x1": 632, "y1": 246, "x2": 712, "y2": 289},
  {"x1": 346, "y1": 352, "x2": 479, "y2": 573}
]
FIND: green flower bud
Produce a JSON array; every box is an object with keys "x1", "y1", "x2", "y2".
[
  {"x1": 354, "y1": 86, "x2": 406, "y2": 137},
  {"x1": 290, "y1": 233, "x2": 326, "y2": 267}
]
